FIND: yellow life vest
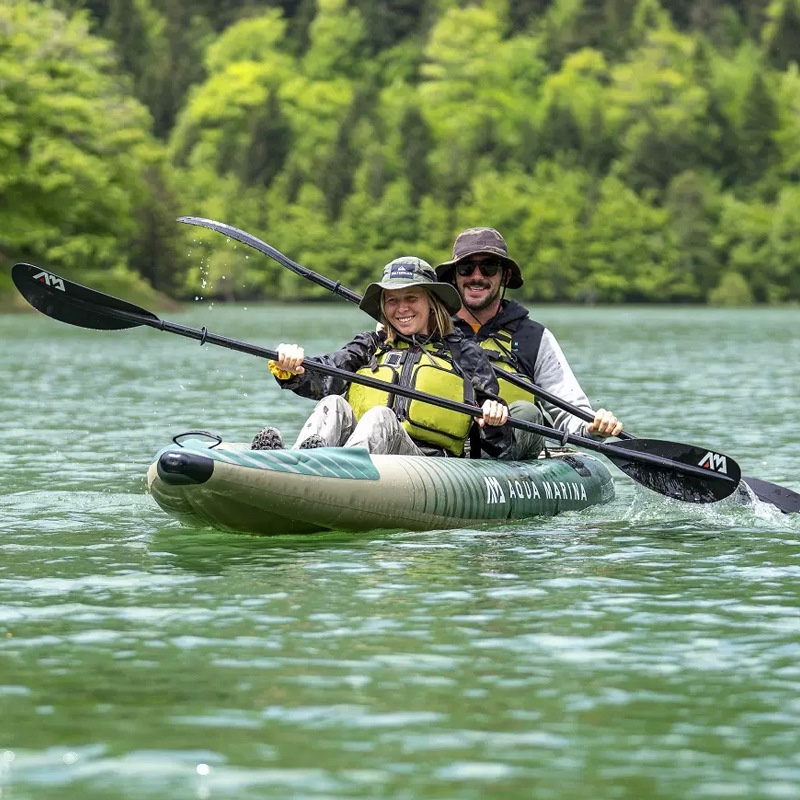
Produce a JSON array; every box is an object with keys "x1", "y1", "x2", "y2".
[
  {"x1": 346, "y1": 342, "x2": 473, "y2": 455},
  {"x1": 479, "y1": 333, "x2": 536, "y2": 405}
]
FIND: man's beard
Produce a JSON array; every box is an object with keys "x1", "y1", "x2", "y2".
[{"x1": 462, "y1": 281, "x2": 502, "y2": 312}]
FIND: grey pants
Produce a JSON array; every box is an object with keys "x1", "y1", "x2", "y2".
[
  {"x1": 294, "y1": 395, "x2": 426, "y2": 456},
  {"x1": 508, "y1": 400, "x2": 546, "y2": 460}
]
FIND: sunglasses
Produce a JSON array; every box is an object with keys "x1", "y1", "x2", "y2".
[{"x1": 455, "y1": 260, "x2": 504, "y2": 278}]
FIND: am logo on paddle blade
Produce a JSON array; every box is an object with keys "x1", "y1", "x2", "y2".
[
  {"x1": 698, "y1": 451, "x2": 728, "y2": 473},
  {"x1": 33, "y1": 271, "x2": 66, "y2": 291}
]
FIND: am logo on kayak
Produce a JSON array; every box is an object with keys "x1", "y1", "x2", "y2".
[
  {"x1": 484, "y1": 476, "x2": 587, "y2": 504},
  {"x1": 698, "y1": 451, "x2": 728, "y2": 473}
]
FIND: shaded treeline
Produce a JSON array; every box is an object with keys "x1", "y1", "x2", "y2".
[{"x1": 3, "y1": 0, "x2": 800, "y2": 305}]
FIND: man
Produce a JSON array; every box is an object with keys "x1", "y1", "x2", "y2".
[{"x1": 435, "y1": 227, "x2": 623, "y2": 459}]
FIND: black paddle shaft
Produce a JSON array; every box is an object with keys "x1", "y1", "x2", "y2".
[{"x1": 12, "y1": 261, "x2": 742, "y2": 504}]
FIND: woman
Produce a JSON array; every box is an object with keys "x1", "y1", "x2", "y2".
[{"x1": 252, "y1": 256, "x2": 511, "y2": 457}]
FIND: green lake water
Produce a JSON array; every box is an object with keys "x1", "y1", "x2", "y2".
[{"x1": 2, "y1": 302, "x2": 799, "y2": 799}]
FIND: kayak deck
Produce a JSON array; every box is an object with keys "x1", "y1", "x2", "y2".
[{"x1": 147, "y1": 440, "x2": 615, "y2": 535}]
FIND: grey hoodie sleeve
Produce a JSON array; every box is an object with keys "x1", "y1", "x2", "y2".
[{"x1": 533, "y1": 328, "x2": 598, "y2": 439}]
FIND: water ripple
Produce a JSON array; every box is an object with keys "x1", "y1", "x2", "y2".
[{"x1": 2, "y1": 307, "x2": 800, "y2": 799}]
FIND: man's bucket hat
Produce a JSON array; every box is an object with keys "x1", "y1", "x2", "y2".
[{"x1": 435, "y1": 227, "x2": 523, "y2": 289}]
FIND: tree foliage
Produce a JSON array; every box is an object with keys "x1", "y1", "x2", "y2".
[
  {"x1": 0, "y1": 0, "x2": 184, "y2": 294},
  {"x1": 6, "y1": 0, "x2": 800, "y2": 305}
]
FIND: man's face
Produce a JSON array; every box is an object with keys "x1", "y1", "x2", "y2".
[{"x1": 454, "y1": 256, "x2": 506, "y2": 314}]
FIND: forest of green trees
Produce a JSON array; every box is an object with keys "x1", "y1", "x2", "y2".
[{"x1": 2, "y1": 0, "x2": 800, "y2": 308}]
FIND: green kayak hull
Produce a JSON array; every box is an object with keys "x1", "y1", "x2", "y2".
[{"x1": 147, "y1": 439, "x2": 615, "y2": 535}]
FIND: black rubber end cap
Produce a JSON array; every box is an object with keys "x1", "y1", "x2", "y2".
[{"x1": 157, "y1": 451, "x2": 214, "y2": 485}]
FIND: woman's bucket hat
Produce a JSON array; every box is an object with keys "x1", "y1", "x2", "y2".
[{"x1": 359, "y1": 256, "x2": 463, "y2": 322}]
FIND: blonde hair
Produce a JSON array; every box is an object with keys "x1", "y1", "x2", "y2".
[{"x1": 381, "y1": 289, "x2": 454, "y2": 344}]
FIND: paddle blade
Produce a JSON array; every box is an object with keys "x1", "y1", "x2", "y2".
[
  {"x1": 178, "y1": 216, "x2": 257, "y2": 248},
  {"x1": 177, "y1": 217, "x2": 294, "y2": 271},
  {"x1": 12, "y1": 263, "x2": 158, "y2": 330},
  {"x1": 609, "y1": 439, "x2": 742, "y2": 503},
  {"x1": 741, "y1": 476, "x2": 800, "y2": 513}
]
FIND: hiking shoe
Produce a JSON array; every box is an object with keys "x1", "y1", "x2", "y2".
[
  {"x1": 298, "y1": 434, "x2": 326, "y2": 450},
  {"x1": 251, "y1": 426, "x2": 284, "y2": 450}
]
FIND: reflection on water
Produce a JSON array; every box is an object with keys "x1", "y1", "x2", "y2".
[{"x1": 2, "y1": 305, "x2": 800, "y2": 799}]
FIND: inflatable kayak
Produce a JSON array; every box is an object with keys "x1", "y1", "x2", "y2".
[{"x1": 146, "y1": 434, "x2": 615, "y2": 535}]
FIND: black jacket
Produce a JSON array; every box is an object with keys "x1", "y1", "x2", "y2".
[{"x1": 453, "y1": 299, "x2": 545, "y2": 378}]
